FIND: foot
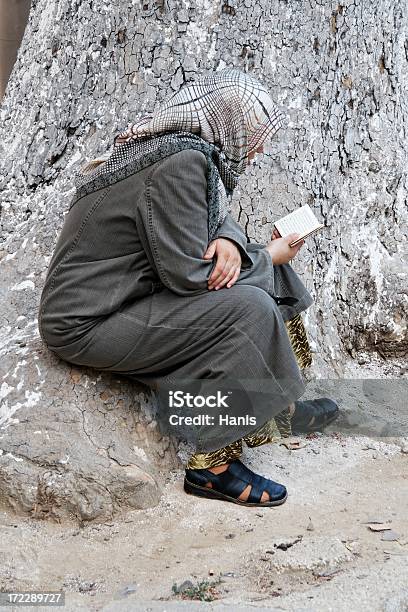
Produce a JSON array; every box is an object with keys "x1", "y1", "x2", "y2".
[
  {"x1": 184, "y1": 459, "x2": 287, "y2": 507},
  {"x1": 207, "y1": 464, "x2": 271, "y2": 502},
  {"x1": 290, "y1": 398, "x2": 339, "y2": 433}
]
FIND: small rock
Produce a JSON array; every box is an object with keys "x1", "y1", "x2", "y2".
[
  {"x1": 313, "y1": 568, "x2": 341, "y2": 579},
  {"x1": 400, "y1": 441, "x2": 408, "y2": 454},
  {"x1": 306, "y1": 518, "x2": 315, "y2": 531},
  {"x1": 367, "y1": 523, "x2": 391, "y2": 532},
  {"x1": 70, "y1": 368, "x2": 82, "y2": 383},
  {"x1": 117, "y1": 584, "x2": 138, "y2": 598}
]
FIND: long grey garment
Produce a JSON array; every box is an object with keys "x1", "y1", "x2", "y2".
[{"x1": 38, "y1": 148, "x2": 314, "y2": 452}]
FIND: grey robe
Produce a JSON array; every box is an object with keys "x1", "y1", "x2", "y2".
[{"x1": 38, "y1": 149, "x2": 314, "y2": 451}]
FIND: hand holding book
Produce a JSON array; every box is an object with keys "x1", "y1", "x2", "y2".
[
  {"x1": 273, "y1": 205, "x2": 325, "y2": 247},
  {"x1": 265, "y1": 233, "x2": 305, "y2": 265}
]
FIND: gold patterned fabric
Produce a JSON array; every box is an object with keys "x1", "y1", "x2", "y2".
[
  {"x1": 186, "y1": 313, "x2": 312, "y2": 469},
  {"x1": 285, "y1": 312, "x2": 313, "y2": 370}
]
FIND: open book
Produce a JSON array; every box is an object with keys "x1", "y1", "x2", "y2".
[{"x1": 274, "y1": 204, "x2": 325, "y2": 247}]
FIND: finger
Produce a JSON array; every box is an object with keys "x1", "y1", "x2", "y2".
[
  {"x1": 286, "y1": 233, "x2": 300, "y2": 244},
  {"x1": 208, "y1": 258, "x2": 228, "y2": 286},
  {"x1": 208, "y1": 256, "x2": 229, "y2": 287},
  {"x1": 290, "y1": 238, "x2": 305, "y2": 251},
  {"x1": 231, "y1": 255, "x2": 242, "y2": 268},
  {"x1": 210, "y1": 259, "x2": 234, "y2": 289},
  {"x1": 226, "y1": 266, "x2": 241, "y2": 288},
  {"x1": 288, "y1": 240, "x2": 305, "y2": 261},
  {"x1": 294, "y1": 239, "x2": 305, "y2": 249},
  {"x1": 214, "y1": 264, "x2": 236, "y2": 290},
  {"x1": 203, "y1": 241, "x2": 217, "y2": 259}
]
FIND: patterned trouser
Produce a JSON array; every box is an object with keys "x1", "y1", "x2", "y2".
[{"x1": 186, "y1": 312, "x2": 312, "y2": 469}]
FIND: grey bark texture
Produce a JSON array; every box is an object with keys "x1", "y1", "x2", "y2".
[{"x1": 0, "y1": 0, "x2": 407, "y2": 523}]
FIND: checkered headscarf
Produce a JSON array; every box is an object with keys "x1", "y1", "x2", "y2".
[
  {"x1": 75, "y1": 68, "x2": 287, "y2": 240},
  {"x1": 115, "y1": 67, "x2": 287, "y2": 178}
]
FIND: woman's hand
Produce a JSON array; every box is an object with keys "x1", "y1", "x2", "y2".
[
  {"x1": 203, "y1": 238, "x2": 242, "y2": 290},
  {"x1": 265, "y1": 233, "x2": 305, "y2": 265}
]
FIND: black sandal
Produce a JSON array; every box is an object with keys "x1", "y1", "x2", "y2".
[
  {"x1": 184, "y1": 459, "x2": 287, "y2": 507},
  {"x1": 291, "y1": 397, "x2": 339, "y2": 434}
]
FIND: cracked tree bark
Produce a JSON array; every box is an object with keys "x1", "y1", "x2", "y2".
[{"x1": 0, "y1": 0, "x2": 407, "y2": 523}]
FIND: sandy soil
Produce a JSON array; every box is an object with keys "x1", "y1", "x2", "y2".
[
  {"x1": 1, "y1": 356, "x2": 407, "y2": 611},
  {"x1": 1, "y1": 428, "x2": 407, "y2": 611}
]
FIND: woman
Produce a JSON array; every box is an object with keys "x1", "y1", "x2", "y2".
[{"x1": 38, "y1": 68, "x2": 338, "y2": 508}]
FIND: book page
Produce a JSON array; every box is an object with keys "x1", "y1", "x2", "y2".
[{"x1": 274, "y1": 204, "x2": 324, "y2": 239}]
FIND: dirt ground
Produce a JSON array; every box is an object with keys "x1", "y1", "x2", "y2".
[
  {"x1": 1, "y1": 358, "x2": 407, "y2": 611},
  {"x1": 1, "y1": 431, "x2": 407, "y2": 611}
]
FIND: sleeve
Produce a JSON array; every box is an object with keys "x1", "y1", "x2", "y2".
[
  {"x1": 135, "y1": 148, "x2": 217, "y2": 296},
  {"x1": 211, "y1": 213, "x2": 253, "y2": 269}
]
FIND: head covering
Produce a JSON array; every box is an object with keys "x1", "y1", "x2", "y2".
[
  {"x1": 74, "y1": 68, "x2": 287, "y2": 240},
  {"x1": 114, "y1": 68, "x2": 287, "y2": 174}
]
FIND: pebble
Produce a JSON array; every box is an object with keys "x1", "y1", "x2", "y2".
[
  {"x1": 306, "y1": 519, "x2": 315, "y2": 531},
  {"x1": 117, "y1": 584, "x2": 138, "y2": 598},
  {"x1": 400, "y1": 442, "x2": 408, "y2": 454}
]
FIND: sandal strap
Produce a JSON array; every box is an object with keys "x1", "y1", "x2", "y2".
[
  {"x1": 186, "y1": 459, "x2": 282, "y2": 503},
  {"x1": 185, "y1": 465, "x2": 250, "y2": 499},
  {"x1": 246, "y1": 473, "x2": 268, "y2": 503}
]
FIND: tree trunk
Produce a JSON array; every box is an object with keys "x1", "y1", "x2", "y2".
[{"x1": 0, "y1": 0, "x2": 406, "y2": 523}]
